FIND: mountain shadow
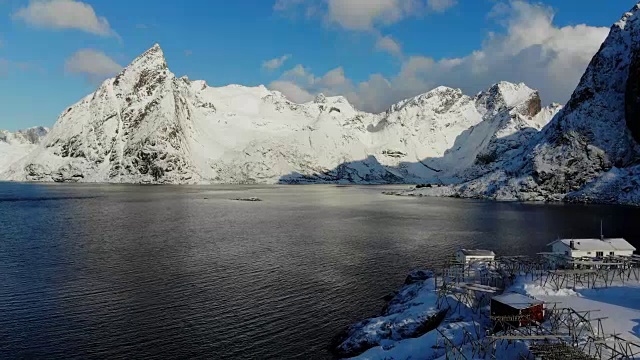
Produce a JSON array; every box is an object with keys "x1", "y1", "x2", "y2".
[{"x1": 277, "y1": 124, "x2": 542, "y2": 186}]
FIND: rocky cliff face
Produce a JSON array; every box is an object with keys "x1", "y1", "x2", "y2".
[
  {"x1": 14, "y1": 45, "x2": 197, "y2": 183},
  {"x1": 0, "y1": 45, "x2": 558, "y2": 185},
  {"x1": 408, "y1": 3, "x2": 640, "y2": 205}
]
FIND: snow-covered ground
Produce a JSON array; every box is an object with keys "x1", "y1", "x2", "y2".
[{"x1": 339, "y1": 266, "x2": 640, "y2": 360}]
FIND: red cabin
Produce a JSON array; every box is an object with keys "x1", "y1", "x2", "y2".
[{"x1": 490, "y1": 293, "x2": 544, "y2": 330}]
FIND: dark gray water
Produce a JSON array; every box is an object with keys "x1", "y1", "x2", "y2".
[{"x1": 1, "y1": 182, "x2": 640, "y2": 359}]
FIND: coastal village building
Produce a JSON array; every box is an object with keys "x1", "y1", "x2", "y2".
[
  {"x1": 546, "y1": 238, "x2": 636, "y2": 268},
  {"x1": 490, "y1": 292, "x2": 544, "y2": 330},
  {"x1": 455, "y1": 249, "x2": 496, "y2": 264}
]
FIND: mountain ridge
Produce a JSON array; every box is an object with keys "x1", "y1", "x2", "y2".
[
  {"x1": 404, "y1": 2, "x2": 640, "y2": 206},
  {"x1": 0, "y1": 43, "x2": 558, "y2": 185}
]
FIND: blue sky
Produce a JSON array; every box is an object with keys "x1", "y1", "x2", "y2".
[{"x1": 0, "y1": 0, "x2": 634, "y2": 131}]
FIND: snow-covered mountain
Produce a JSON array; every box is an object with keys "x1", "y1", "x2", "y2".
[
  {"x1": 0, "y1": 45, "x2": 557, "y2": 183},
  {"x1": 407, "y1": 3, "x2": 640, "y2": 205},
  {"x1": 0, "y1": 44, "x2": 559, "y2": 184},
  {"x1": 0, "y1": 126, "x2": 49, "y2": 175}
]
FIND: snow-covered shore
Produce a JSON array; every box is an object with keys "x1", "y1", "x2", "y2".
[{"x1": 335, "y1": 265, "x2": 640, "y2": 359}]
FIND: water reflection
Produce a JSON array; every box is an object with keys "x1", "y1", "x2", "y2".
[{"x1": 0, "y1": 183, "x2": 639, "y2": 359}]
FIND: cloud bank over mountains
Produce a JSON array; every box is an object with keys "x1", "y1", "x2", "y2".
[{"x1": 271, "y1": 0, "x2": 608, "y2": 113}]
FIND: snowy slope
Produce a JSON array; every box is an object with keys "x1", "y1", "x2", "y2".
[
  {"x1": 404, "y1": 2, "x2": 640, "y2": 205},
  {"x1": 0, "y1": 127, "x2": 49, "y2": 175},
  {"x1": 0, "y1": 45, "x2": 558, "y2": 185}
]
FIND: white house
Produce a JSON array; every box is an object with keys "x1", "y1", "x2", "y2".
[
  {"x1": 546, "y1": 238, "x2": 636, "y2": 268},
  {"x1": 455, "y1": 249, "x2": 496, "y2": 264}
]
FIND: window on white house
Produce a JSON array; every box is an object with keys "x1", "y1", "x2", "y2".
[
  {"x1": 610, "y1": 252, "x2": 615, "y2": 256},
  {"x1": 596, "y1": 251, "x2": 604, "y2": 257},
  {"x1": 587, "y1": 252, "x2": 592, "y2": 255}
]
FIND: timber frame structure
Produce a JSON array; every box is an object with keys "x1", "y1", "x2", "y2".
[{"x1": 431, "y1": 255, "x2": 640, "y2": 359}]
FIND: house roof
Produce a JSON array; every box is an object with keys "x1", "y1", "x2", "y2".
[
  {"x1": 492, "y1": 292, "x2": 543, "y2": 310},
  {"x1": 549, "y1": 238, "x2": 636, "y2": 252},
  {"x1": 457, "y1": 249, "x2": 496, "y2": 257}
]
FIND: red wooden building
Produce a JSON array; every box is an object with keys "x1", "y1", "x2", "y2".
[{"x1": 490, "y1": 292, "x2": 544, "y2": 330}]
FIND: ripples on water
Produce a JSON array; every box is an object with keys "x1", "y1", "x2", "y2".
[{"x1": 1, "y1": 182, "x2": 640, "y2": 359}]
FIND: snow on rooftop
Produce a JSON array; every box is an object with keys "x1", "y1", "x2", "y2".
[
  {"x1": 458, "y1": 249, "x2": 496, "y2": 257},
  {"x1": 492, "y1": 292, "x2": 543, "y2": 309},
  {"x1": 554, "y1": 238, "x2": 636, "y2": 252}
]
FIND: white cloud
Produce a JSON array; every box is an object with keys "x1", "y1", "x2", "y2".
[
  {"x1": 184, "y1": 50, "x2": 193, "y2": 56},
  {"x1": 427, "y1": 0, "x2": 456, "y2": 13},
  {"x1": 262, "y1": 54, "x2": 292, "y2": 71},
  {"x1": 274, "y1": 0, "x2": 457, "y2": 30},
  {"x1": 13, "y1": 0, "x2": 117, "y2": 37},
  {"x1": 269, "y1": 1, "x2": 609, "y2": 113},
  {"x1": 269, "y1": 80, "x2": 315, "y2": 103},
  {"x1": 64, "y1": 49, "x2": 121, "y2": 83},
  {"x1": 318, "y1": 67, "x2": 347, "y2": 87},
  {"x1": 269, "y1": 64, "x2": 353, "y2": 102},
  {"x1": 375, "y1": 35, "x2": 402, "y2": 55}
]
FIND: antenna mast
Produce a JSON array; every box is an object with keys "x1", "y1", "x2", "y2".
[{"x1": 600, "y1": 219, "x2": 604, "y2": 240}]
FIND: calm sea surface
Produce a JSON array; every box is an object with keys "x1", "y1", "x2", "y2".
[{"x1": 1, "y1": 182, "x2": 640, "y2": 359}]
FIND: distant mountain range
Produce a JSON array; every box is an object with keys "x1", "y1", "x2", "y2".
[
  {"x1": 0, "y1": 45, "x2": 559, "y2": 185},
  {"x1": 2, "y1": 2, "x2": 640, "y2": 206},
  {"x1": 0, "y1": 126, "x2": 49, "y2": 175}
]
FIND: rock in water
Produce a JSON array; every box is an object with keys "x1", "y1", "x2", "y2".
[{"x1": 233, "y1": 197, "x2": 262, "y2": 202}]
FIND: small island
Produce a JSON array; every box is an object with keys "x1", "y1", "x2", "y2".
[{"x1": 232, "y1": 197, "x2": 262, "y2": 202}]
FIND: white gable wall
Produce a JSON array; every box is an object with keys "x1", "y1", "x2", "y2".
[{"x1": 551, "y1": 240, "x2": 634, "y2": 258}]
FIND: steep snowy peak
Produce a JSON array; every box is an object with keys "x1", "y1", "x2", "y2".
[
  {"x1": 19, "y1": 43, "x2": 199, "y2": 183},
  {"x1": 0, "y1": 126, "x2": 49, "y2": 145},
  {"x1": 562, "y1": 4, "x2": 640, "y2": 154},
  {"x1": 615, "y1": 3, "x2": 640, "y2": 29},
  {"x1": 475, "y1": 82, "x2": 540, "y2": 116},
  {"x1": 423, "y1": 2, "x2": 640, "y2": 205},
  {"x1": 123, "y1": 43, "x2": 167, "y2": 74},
  {"x1": 536, "y1": 2, "x2": 640, "y2": 169}
]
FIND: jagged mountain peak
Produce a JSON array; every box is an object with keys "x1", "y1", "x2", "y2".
[
  {"x1": 128, "y1": 43, "x2": 167, "y2": 71},
  {"x1": 111, "y1": 43, "x2": 170, "y2": 91},
  {"x1": 423, "y1": 85, "x2": 459, "y2": 95},
  {"x1": 476, "y1": 81, "x2": 538, "y2": 115},
  {"x1": 314, "y1": 93, "x2": 327, "y2": 103},
  {"x1": 615, "y1": 3, "x2": 640, "y2": 29}
]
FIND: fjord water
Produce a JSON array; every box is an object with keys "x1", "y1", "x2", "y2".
[{"x1": 1, "y1": 183, "x2": 640, "y2": 360}]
